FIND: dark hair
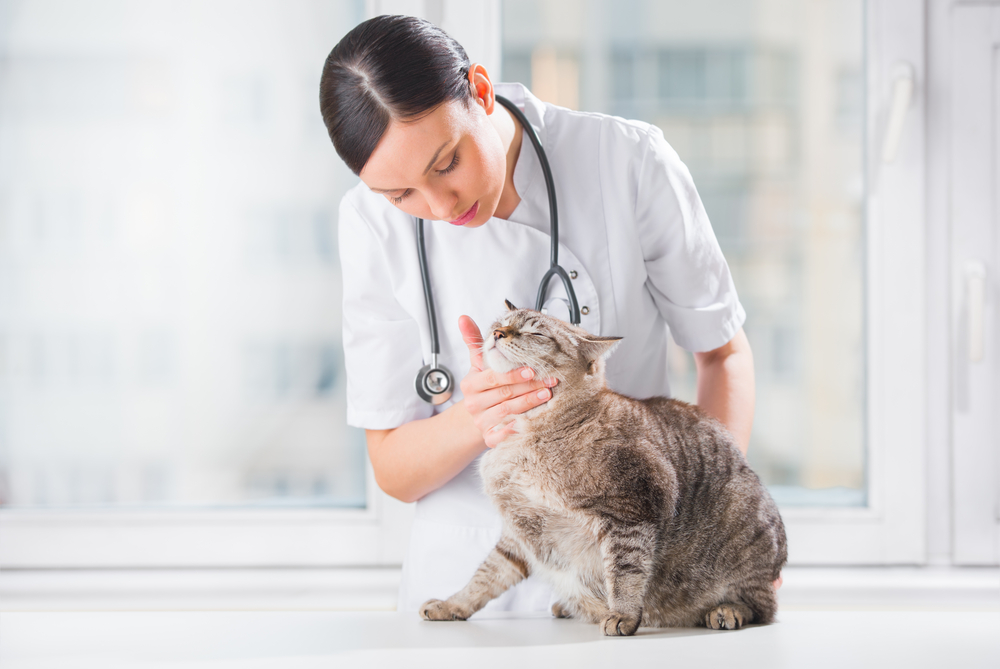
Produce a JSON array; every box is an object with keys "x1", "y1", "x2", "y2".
[{"x1": 319, "y1": 15, "x2": 474, "y2": 175}]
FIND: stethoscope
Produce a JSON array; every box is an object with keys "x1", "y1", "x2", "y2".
[{"x1": 414, "y1": 94, "x2": 581, "y2": 404}]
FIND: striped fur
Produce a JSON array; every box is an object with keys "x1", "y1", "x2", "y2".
[{"x1": 420, "y1": 305, "x2": 787, "y2": 635}]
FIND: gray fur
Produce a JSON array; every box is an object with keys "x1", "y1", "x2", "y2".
[{"x1": 420, "y1": 306, "x2": 787, "y2": 635}]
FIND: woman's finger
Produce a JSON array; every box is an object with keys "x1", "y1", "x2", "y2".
[
  {"x1": 476, "y1": 378, "x2": 557, "y2": 410},
  {"x1": 463, "y1": 365, "x2": 550, "y2": 394},
  {"x1": 458, "y1": 315, "x2": 485, "y2": 371},
  {"x1": 477, "y1": 385, "x2": 553, "y2": 432},
  {"x1": 484, "y1": 423, "x2": 518, "y2": 449}
]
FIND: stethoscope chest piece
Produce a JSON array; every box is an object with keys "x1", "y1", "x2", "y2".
[{"x1": 415, "y1": 355, "x2": 454, "y2": 405}]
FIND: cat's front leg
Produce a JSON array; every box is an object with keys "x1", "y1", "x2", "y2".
[
  {"x1": 598, "y1": 522, "x2": 657, "y2": 636},
  {"x1": 419, "y1": 536, "x2": 530, "y2": 622}
]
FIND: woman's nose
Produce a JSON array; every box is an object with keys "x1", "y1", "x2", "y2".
[{"x1": 424, "y1": 188, "x2": 458, "y2": 221}]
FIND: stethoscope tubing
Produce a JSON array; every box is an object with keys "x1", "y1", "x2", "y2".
[
  {"x1": 494, "y1": 96, "x2": 558, "y2": 268},
  {"x1": 494, "y1": 94, "x2": 580, "y2": 325},
  {"x1": 416, "y1": 217, "x2": 441, "y2": 359}
]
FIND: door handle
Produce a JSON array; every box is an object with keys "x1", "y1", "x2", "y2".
[
  {"x1": 966, "y1": 260, "x2": 986, "y2": 363},
  {"x1": 881, "y1": 62, "x2": 916, "y2": 163}
]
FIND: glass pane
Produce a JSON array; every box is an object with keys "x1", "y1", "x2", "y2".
[
  {"x1": 0, "y1": 0, "x2": 368, "y2": 509},
  {"x1": 503, "y1": 0, "x2": 866, "y2": 506}
]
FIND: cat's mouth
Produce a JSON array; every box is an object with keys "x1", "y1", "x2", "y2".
[{"x1": 483, "y1": 339, "x2": 519, "y2": 373}]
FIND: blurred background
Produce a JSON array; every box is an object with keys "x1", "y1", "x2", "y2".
[
  {"x1": 0, "y1": 0, "x2": 369, "y2": 510},
  {"x1": 0, "y1": 0, "x2": 864, "y2": 513}
]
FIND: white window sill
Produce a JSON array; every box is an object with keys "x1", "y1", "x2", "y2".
[
  {"x1": 0, "y1": 567, "x2": 402, "y2": 612},
  {"x1": 1, "y1": 566, "x2": 997, "y2": 612}
]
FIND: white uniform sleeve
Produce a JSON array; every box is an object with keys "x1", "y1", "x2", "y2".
[
  {"x1": 339, "y1": 195, "x2": 434, "y2": 430},
  {"x1": 633, "y1": 125, "x2": 746, "y2": 353}
]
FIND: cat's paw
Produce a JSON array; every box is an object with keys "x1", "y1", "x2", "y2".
[
  {"x1": 600, "y1": 610, "x2": 641, "y2": 636},
  {"x1": 419, "y1": 599, "x2": 469, "y2": 621},
  {"x1": 704, "y1": 604, "x2": 749, "y2": 630},
  {"x1": 551, "y1": 601, "x2": 573, "y2": 619}
]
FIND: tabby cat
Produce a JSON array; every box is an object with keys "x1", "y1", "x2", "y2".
[{"x1": 420, "y1": 302, "x2": 787, "y2": 635}]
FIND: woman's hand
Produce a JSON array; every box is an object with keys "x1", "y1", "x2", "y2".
[{"x1": 458, "y1": 315, "x2": 557, "y2": 448}]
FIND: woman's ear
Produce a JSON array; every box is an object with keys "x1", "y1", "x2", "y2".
[{"x1": 467, "y1": 63, "x2": 495, "y2": 115}]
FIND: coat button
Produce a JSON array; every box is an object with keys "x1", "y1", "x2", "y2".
[
  {"x1": 569, "y1": 270, "x2": 578, "y2": 279},
  {"x1": 581, "y1": 306, "x2": 590, "y2": 315}
]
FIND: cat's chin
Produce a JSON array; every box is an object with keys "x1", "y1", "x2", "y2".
[{"x1": 485, "y1": 347, "x2": 519, "y2": 374}]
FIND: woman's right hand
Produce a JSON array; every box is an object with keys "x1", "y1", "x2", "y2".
[{"x1": 458, "y1": 315, "x2": 557, "y2": 448}]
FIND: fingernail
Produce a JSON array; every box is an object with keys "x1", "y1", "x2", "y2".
[
  {"x1": 521, "y1": 368, "x2": 534, "y2": 379},
  {"x1": 545, "y1": 378, "x2": 558, "y2": 387},
  {"x1": 537, "y1": 389, "x2": 550, "y2": 400}
]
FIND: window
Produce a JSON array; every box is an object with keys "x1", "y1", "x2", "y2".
[
  {"x1": 0, "y1": 0, "x2": 410, "y2": 568},
  {"x1": 503, "y1": 0, "x2": 927, "y2": 563},
  {"x1": 3, "y1": 0, "x2": 967, "y2": 570}
]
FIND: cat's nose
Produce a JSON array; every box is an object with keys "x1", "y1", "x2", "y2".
[{"x1": 493, "y1": 329, "x2": 507, "y2": 341}]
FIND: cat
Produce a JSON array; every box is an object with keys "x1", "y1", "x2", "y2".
[{"x1": 420, "y1": 301, "x2": 787, "y2": 635}]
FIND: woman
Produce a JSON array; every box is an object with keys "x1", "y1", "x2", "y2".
[{"x1": 320, "y1": 15, "x2": 757, "y2": 613}]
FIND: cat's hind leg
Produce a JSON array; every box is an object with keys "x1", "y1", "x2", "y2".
[
  {"x1": 704, "y1": 602, "x2": 752, "y2": 630},
  {"x1": 420, "y1": 536, "x2": 529, "y2": 622},
  {"x1": 736, "y1": 578, "x2": 779, "y2": 625},
  {"x1": 701, "y1": 580, "x2": 778, "y2": 630}
]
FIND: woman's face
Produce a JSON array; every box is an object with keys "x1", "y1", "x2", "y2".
[{"x1": 359, "y1": 95, "x2": 507, "y2": 229}]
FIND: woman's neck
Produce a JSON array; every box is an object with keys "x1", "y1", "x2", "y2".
[{"x1": 491, "y1": 104, "x2": 523, "y2": 220}]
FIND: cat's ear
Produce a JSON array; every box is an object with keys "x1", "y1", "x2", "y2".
[
  {"x1": 504, "y1": 299, "x2": 517, "y2": 312},
  {"x1": 580, "y1": 335, "x2": 622, "y2": 362}
]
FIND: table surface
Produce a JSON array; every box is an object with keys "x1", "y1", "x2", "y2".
[{"x1": 2, "y1": 609, "x2": 998, "y2": 669}]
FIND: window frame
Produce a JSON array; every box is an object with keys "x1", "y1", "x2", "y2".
[
  {"x1": 0, "y1": 467, "x2": 417, "y2": 568},
  {"x1": 947, "y1": 0, "x2": 1000, "y2": 566},
  {"x1": 779, "y1": 0, "x2": 928, "y2": 564},
  {"x1": 0, "y1": 0, "x2": 931, "y2": 569}
]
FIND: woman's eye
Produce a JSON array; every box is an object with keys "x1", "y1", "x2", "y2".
[
  {"x1": 437, "y1": 152, "x2": 459, "y2": 175},
  {"x1": 390, "y1": 189, "x2": 411, "y2": 205},
  {"x1": 387, "y1": 153, "x2": 458, "y2": 205}
]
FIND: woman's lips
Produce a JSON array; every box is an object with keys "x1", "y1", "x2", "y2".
[{"x1": 449, "y1": 202, "x2": 479, "y2": 226}]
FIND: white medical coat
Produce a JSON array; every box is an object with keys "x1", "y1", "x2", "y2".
[{"x1": 338, "y1": 83, "x2": 746, "y2": 613}]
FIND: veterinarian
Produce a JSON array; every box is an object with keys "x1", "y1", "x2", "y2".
[{"x1": 321, "y1": 15, "x2": 762, "y2": 613}]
